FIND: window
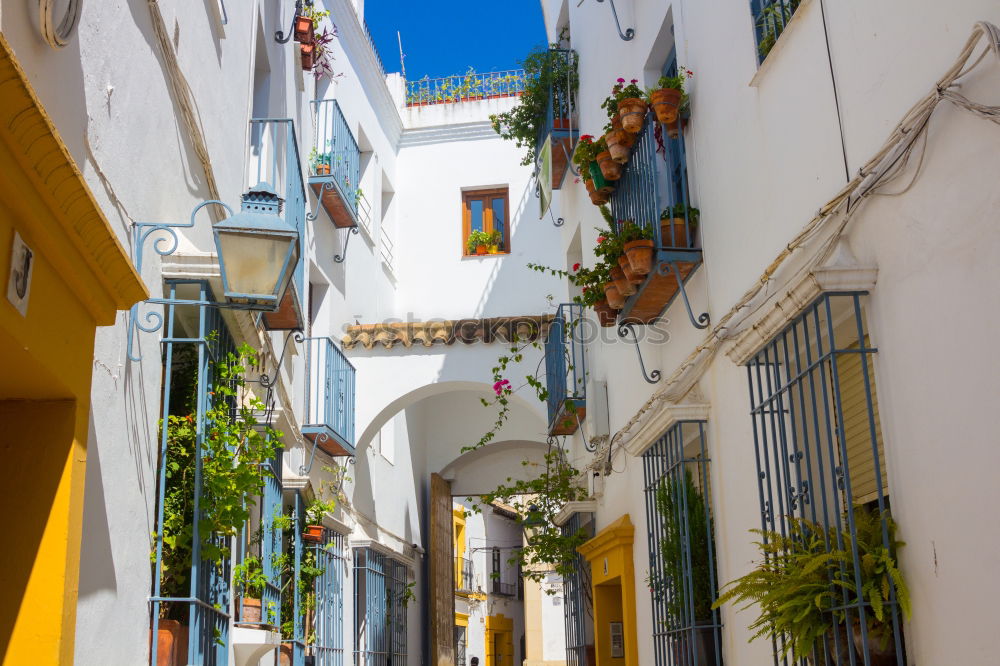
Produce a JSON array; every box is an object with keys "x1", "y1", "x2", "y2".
[
  {"x1": 462, "y1": 188, "x2": 510, "y2": 256},
  {"x1": 561, "y1": 513, "x2": 595, "y2": 666},
  {"x1": 751, "y1": 0, "x2": 802, "y2": 62},
  {"x1": 354, "y1": 547, "x2": 408, "y2": 665},
  {"x1": 313, "y1": 529, "x2": 347, "y2": 666},
  {"x1": 642, "y1": 421, "x2": 723, "y2": 666},
  {"x1": 745, "y1": 292, "x2": 904, "y2": 665},
  {"x1": 455, "y1": 625, "x2": 468, "y2": 666}
]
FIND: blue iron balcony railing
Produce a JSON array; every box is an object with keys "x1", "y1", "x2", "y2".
[
  {"x1": 301, "y1": 336, "x2": 356, "y2": 458},
  {"x1": 309, "y1": 99, "x2": 361, "y2": 230},
  {"x1": 405, "y1": 69, "x2": 526, "y2": 106},
  {"x1": 751, "y1": 0, "x2": 801, "y2": 62},
  {"x1": 247, "y1": 118, "x2": 306, "y2": 330},
  {"x1": 362, "y1": 18, "x2": 387, "y2": 78},
  {"x1": 544, "y1": 303, "x2": 587, "y2": 436},
  {"x1": 608, "y1": 107, "x2": 703, "y2": 326},
  {"x1": 235, "y1": 451, "x2": 283, "y2": 631},
  {"x1": 535, "y1": 48, "x2": 579, "y2": 190}
]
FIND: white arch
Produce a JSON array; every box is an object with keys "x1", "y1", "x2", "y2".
[{"x1": 439, "y1": 439, "x2": 551, "y2": 497}]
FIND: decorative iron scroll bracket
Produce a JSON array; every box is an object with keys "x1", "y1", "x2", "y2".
[
  {"x1": 334, "y1": 226, "x2": 359, "y2": 263},
  {"x1": 275, "y1": 0, "x2": 307, "y2": 43},
  {"x1": 618, "y1": 322, "x2": 661, "y2": 384},
  {"x1": 299, "y1": 432, "x2": 356, "y2": 476},
  {"x1": 533, "y1": 180, "x2": 565, "y2": 227},
  {"x1": 595, "y1": 0, "x2": 635, "y2": 41},
  {"x1": 655, "y1": 260, "x2": 710, "y2": 330}
]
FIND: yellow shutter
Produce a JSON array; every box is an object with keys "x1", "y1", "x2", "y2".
[{"x1": 834, "y1": 339, "x2": 888, "y2": 505}]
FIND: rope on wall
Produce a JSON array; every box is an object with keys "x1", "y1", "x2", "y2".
[
  {"x1": 597, "y1": 21, "x2": 1000, "y2": 471},
  {"x1": 38, "y1": 0, "x2": 82, "y2": 48},
  {"x1": 146, "y1": 0, "x2": 222, "y2": 213}
]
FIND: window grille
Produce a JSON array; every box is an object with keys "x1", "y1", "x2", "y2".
[
  {"x1": 353, "y1": 547, "x2": 408, "y2": 665},
  {"x1": 750, "y1": 0, "x2": 802, "y2": 62},
  {"x1": 642, "y1": 421, "x2": 722, "y2": 666},
  {"x1": 149, "y1": 281, "x2": 238, "y2": 666},
  {"x1": 314, "y1": 530, "x2": 348, "y2": 666},
  {"x1": 455, "y1": 625, "x2": 468, "y2": 666},
  {"x1": 236, "y1": 449, "x2": 284, "y2": 630},
  {"x1": 745, "y1": 292, "x2": 904, "y2": 665},
  {"x1": 562, "y1": 512, "x2": 595, "y2": 666},
  {"x1": 544, "y1": 303, "x2": 586, "y2": 435}
]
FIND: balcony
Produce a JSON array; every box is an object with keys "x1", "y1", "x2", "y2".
[
  {"x1": 405, "y1": 69, "x2": 526, "y2": 106},
  {"x1": 609, "y1": 109, "x2": 702, "y2": 325},
  {"x1": 535, "y1": 49, "x2": 578, "y2": 190},
  {"x1": 247, "y1": 118, "x2": 306, "y2": 330},
  {"x1": 544, "y1": 303, "x2": 587, "y2": 436},
  {"x1": 301, "y1": 337, "x2": 356, "y2": 458},
  {"x1": 490, "y1": 581, "x2": 517, "y2": 598},
  {"x1": 309, "y1": 99, "x2": 361, "y2": 230},
  {"x1": 455, "y1": 557, "x2": 476, "y2": 594}
]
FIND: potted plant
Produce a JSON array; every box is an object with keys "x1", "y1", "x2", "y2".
[
  {"x1": 619, "y1": 220, "x2": 655, "y2": 275},
  {"x1": 303, "y1": 496, "x2": 336, "y2": 544},
  {"x1": 648, "y1": 67, "x2": 692, "y2": 125},
  {"x1": 293, "y1": 14, "x2": 314, "y2": 43},
  {"x1": 660, "y1": 204, "x2": 700, "y2": 248},
  {"x1": 300, "y1": 42, "x2": 315, "y2": 70},
  {"x1": 467, "y1": 230, "x2": 497, "y2": 255},
  {"x1": 605, "y1": 78, "x2": 648, "y2": 134},
  {"x1": 309, "y1": 147, "x2": 331, "y2": 176},
  {"x1": 757, "y1": 1, "x2": 800, "y2": 60},
  {"x1": 594, "y1": 137, "x2": 622, "y2": 181},
  {"x1": 604, "y1": 120, "x2": 633, "y2": 164},
  {"x1": 233, "y1": 555, "x2": 268, "y2": 625},
  {"x1": 656, "y1": 470, "x2": 721, "y2": 666}
]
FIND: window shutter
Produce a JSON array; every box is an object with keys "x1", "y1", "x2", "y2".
[{"x1": 834, "y1": 339, "x2": 888, "y2": 505}]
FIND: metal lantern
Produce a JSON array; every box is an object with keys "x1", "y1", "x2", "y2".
[
  {"x1": 521, "y1": 504, "x2": 546, "y2": 545},
  {"x1": 212, "y1": 183, "x2": 299, "y2": 310}
]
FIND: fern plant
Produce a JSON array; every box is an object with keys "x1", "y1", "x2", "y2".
[{"x1": 713, "y1": 507, "x2": 910, "y2": 661}]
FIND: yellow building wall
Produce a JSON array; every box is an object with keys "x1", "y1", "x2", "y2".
[
  {"x1": 578, "y1": 515, "x2": 638, "y2": 666},
  {"x1": 485, "y1": 613, "x2": 515, "y2": 666},
  {"x1": 0, "y1": 34, "x2": 146, "y2": 665}
]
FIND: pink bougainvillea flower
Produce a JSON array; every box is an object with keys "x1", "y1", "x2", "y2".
[
  {"x1": 572, "y1": 263, "x2": 581, "y2": 272},
  {"x1": 493, "y1": 379, "x2": 511, "y2": 395},
  {"x1": 574, "y1": 177, "x2": 581, "y2": 184},
  {"x1": 617, "y1": 77, "x2": 626, "y2": 83}
]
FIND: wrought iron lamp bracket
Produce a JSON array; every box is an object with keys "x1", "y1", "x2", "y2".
[
  {"x1": 617, "y1": 322, "x2": 661, "y2": 384},
  {"x1": 127, "y1": 200, "x2": 234, "y2": 362},
  {"x1": 334, "y1": 226, "x2": 360, "y2": 263},
  {"x1": 595, "y1": 0, "x2": 635, "y2": 41},
  {"x1": 654, "y1": 260, "x2": 710, "y2": 330}
]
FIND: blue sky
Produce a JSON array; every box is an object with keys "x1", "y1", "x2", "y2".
[{"x1": 363, "y1": 1, "x2": 547, "y2": 80}]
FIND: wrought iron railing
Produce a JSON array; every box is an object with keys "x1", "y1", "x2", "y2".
[
  {"x1": 455, "y1": 557, "x2": 476, "y2": 592},
  {"x1": 301, "y1": 337, "x2": 356, "y2": 456},
  {"x1": 310, "y1": 99, "x2": 361, "y2": 220},
  {"x1": 544, "y1": 303, "x2": 587, "y2": 432},
  {"x1": 313, "y1": 529, "x2": 347, "y2": 666},
  {"x1": 354, "y1": 548, "x2": 409, "y2": 665},
  {"x1": 236, "y1": 450, "x2": 284, "y2": 631},
  {"x1": 562, "y1": 512, "x2": 595, "y2": 666},
  {"x1": 405, "y1": 69, "x2": 526, "y2": 106},
  {"x1": 534, "y1": 48, "x2": 578, "y2": 154},
  {"x1": 745, "y1": 292, "x2": 904, "y2": 666},
  {"x1": 247, "y1": 118, "x2": 306, "y2": 303},
  {"x1": 642, "y1": 421, "x2": 722, "y2": 666},
  {"x1": 751, "y1": 0, "x2": 801, "y2": 61},
  {"x1": 361, "y1": 18, "x2": 387, "y2": 77},
  {"x1": 379, "y1": 223, "x2": 395, "y2": 272}
]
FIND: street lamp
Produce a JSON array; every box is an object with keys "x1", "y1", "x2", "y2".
[
  {"x1": 213, "y1": 184, "x2": 299, "y2": 310},
  {"x1": 521, "y1": 504, "x2": 546, "y2": 546}
]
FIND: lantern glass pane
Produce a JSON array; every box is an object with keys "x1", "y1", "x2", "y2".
[{"x1": 217, "y1": 231, "x2": 294, "y2": 300}]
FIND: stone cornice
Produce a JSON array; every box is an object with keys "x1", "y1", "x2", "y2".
[
  {"x1": 343, "y1": 314, "x2": 554, "y2": 350},
  {"x1": 399, "y1": 121, "x2": 501, "y2": 147},
  {"x1": 349, "y1": 538, "x2": 417, "y2": 570},
  {"x1": 726, "y1": 240, "x2": 877, "y2": 365},
  {"x1": 0, "y1": 34, "x2": 147, "y2": 323},
  {"x1": 553, "y1": 500, "x2": 598, "y2": 527},
  {"x1": 622, "y1": 402, "x2": 711, "y2": 457}
]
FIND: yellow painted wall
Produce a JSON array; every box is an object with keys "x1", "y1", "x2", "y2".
[
  {"x1": 453, "y1": 506, "x2": 467, "y2": 591},
  {"x1": 578, "y1": 515, "x2": 638, "y2": 666},
  {"x1": 0, "y1": 34, "x2": 145, "y2": 665},
  {"x1": 485, "y1": 613, "x2": 515, "y2": 666}
]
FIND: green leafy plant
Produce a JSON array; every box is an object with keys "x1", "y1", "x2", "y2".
[
  {"x1": 712, "y1": 507, "x2": 910, "y2": 660},
  {"x1": 662, "y1": 204, "x2": 701, "y2": 228},
  {"x1": 490, "y1": 44, "x2": 579, "y2": 166},
  {"x1": 601, "y1": 78, "x2": 644, "y2": 119},
  {"x1": 757, "y1": 0, "x2": 801, "y2": 59},
  {"x1": 656, "y1": 470, "x2": 717, "y2": 624},
  {"x1": 572, "y1": 135, "x2": 601, "y2": 179},
  {"x1": 467, "y1": 229, "x2": 501, "y2": 254},
  {"x1": 400, "y1": 581, "x2": 417, "y2": 608},
  {"x1": 618, "y1": 220, "x2": 654, "y2": 244}
]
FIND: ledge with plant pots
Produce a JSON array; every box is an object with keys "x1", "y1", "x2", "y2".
[
  {"x1": 466, "y1": 229, "x2": 504, "y2": 257},
  {"x1": 308, "y1": 148, "x2": 362, "y2": 231}
]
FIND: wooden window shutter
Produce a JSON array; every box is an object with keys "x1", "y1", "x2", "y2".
[{"x1": 834, "y1": 339, "x2": 888, "y2": 505}]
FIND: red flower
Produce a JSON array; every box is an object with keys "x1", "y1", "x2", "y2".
[
  {"x1": 630, "y1": 78, "x2": 638, "y2": 84},
  {"x1": 616, "y1": 77, "x2": 625, "y2": 83},
  {"x1": 687, "y1": 69, "x2": 694, "y2": 77},
  {"x1": 580, "y1": 134, "x2": 594, "y2": 141},
  {"x1": 582, "y1": 286, "x2": 589, "y2": 292},
  {"x1": 572, "y1": 263, "x2": 581, "y2": 272},
  {"x1": 597, "y1": 236, "x2": 606, "y2": 244}
]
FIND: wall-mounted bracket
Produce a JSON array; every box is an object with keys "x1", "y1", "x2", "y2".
[
  {"x1": 618, "y1": 322, "x2": 661, "y2": 384},
  {"x1": 655, "y1": 260, "x2": 710, "y2": 329},
  {"x1": 275, "y1": 0, "x2": 307, "y2": 43},
  {"x1": 298, "y1": 432, "x2": 356, "y2": 476},
  {"x1": 595, "y1": 0, "x2": 635, "y2": 41},
  {"x1": 334, "y1": 226, "x2": 359, "y2": 263}
]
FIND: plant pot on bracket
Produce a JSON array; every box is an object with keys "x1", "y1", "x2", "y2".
[
  {"x1": 242, "y1": 597, "x2": 263, "y2": 624},
  {"x1": 604, "y1": 129, "x2": 632, "y2": 164},
  {"x1": 610, "y1": 265, "x2": 636, "y2": 297},
  {"x1": 618, "y1": 254, "x2": 643, "y2": 285},
  {"x1": 594, "y1": 299, "x2": 618, "y2": 327},
  {"x1": 303, "y1": 524, "x2": 324, "y2": 543},
  {"x1": 650, "y1": 88, "x2": 683, "y2": 124},
  {"x1": 293, "y1": 16, "x2": 314, "y2": 43},
  {"x1": 603, "y1": 282, "x2": 625, "y2": 310},
  {"x1": 596, "y1": 151, "x2": 623, "y2": 181},
  {"x1": 661, "y1": 217, "x2": 692, "y2": 248},
  {"x1": 588, "y1": 162, "x2": 616, "y2": 195},
  {"x1": 300, "y1": 42, "x2": 315, "y2": 71},
  {"x1": 624, "y1": 239, "x2": 655, "y2": 275},
  {"x1": 618, "y1": 98, "x2": 649, "y2": 133}
]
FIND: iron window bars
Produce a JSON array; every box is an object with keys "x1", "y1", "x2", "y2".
[
  {"x1": 562, "y1": 512, "x2": 595, "y2": 666},
  {"x1": 745, "y1": 292, "x2": 904, "y2": 665},
  {"x1": 642, "y1": 421, "x2": 723, "y2": 666},
  {"x1": 544, "y1": 303, "x2": 587, "y2": 435},
  {"x1": 235, "y1": 449, "x2": 284, "y2": 630},
  {"x1": 490, "y1": 547, "x2": 518, "y2": 597},
  {"x1": 750, "y1": 0, "x2": 802, "y2": 62},
  {"x1": 354, "y1": 547, "x2": 409, "y2": 665},
  {"x1": 535, "y1": 48, "x2": 579, "y2": 190},
  {"x1": 312, "y1": 529, "x2": 348, "y2": 666},
  {"x1": 149, "y1": 281, "x2": 238, "y2": 666},
  {"x1": 455, "y1": 556, "x2": 476, "y2": 593}
]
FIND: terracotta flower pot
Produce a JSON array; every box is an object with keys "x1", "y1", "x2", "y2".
[
  {"x1": 666, "y1": 117, "x2": 689, "y2": 139},
  {"x1": 611, "y1": 113, "x2": 623, "y2": 131},
  {"x1": 624, "y1": 239, "x2": 655, "y2": 275},
  {"x1": 476, "y1": 244, "x2": 488, "y2": 255},
  {"x1": 553, "y1": 117, "x2": 572, "y2": 130},
  {"x1": 618, "y1": 254, "x2": 643, "y2": 285},
  {"x1": 611, "y1": 265, "x2": 636, "y2": 296},
  {"x1": 294, "y1": 16, "x2": 314, "y2": 43},
  {"x1": 154, "y1": 620, "x2": 189, "y2": 666},
  {"x1": 596, "y1": 151, "x2": 622, "y2": 181},
  {"x1": 588, "y1": 162, "x2": 616, "y2": 194},
  {"x1": 303, "y1": 524, "x2": 324, "y2": 543},
  {"x1": 589, "y1": 190, "x2": 609, "y2": 206},
  {"x1": 594, "y1": 299, "x2": 618, "y2": 327},
  {"x1": 618, "y1": 97, "x2": 648, "y2": 133},
  {"x1": 242, "y1": 597, "x2": 263, "y2": 624},
  {"x1": 279, "y1": 642, "x2": 294, "y2": 666},
  {"x1": 314, "y1": 163, "x2": 330, "y2": 176},
  {"x1": 650, "y1": 88, "x2": 683, "y2": 124},
  {"x1": 300, "y1": 43, "x2": 315, "y2": 70},
  {"x1": 851, "y1": 623, "x2": 900, "y2": 666},
  {"x1": 660, "y1": 218, "x2": 691, "y2": 248},
  {"x1": 603, "y1": 283, "x2": 625, "y2": 309},
  {"x1": 604, "y1": 129, "x2": 632, "y2": 164}
]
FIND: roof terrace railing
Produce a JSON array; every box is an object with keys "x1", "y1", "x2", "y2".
[{"x1": 405, "y1": 69, "x2": 526, "y2": 106}]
